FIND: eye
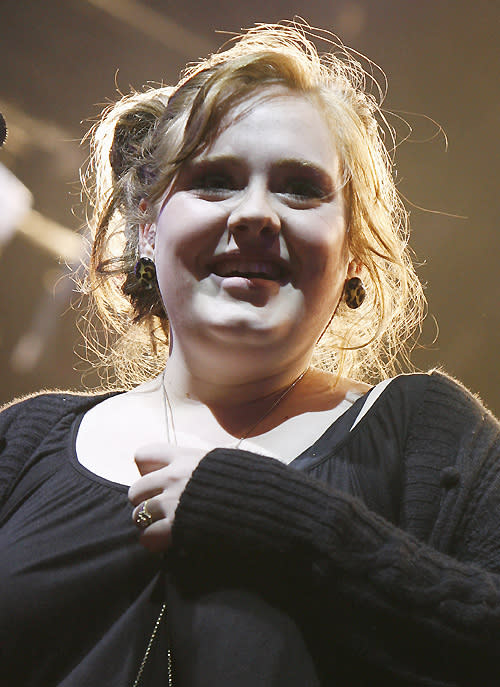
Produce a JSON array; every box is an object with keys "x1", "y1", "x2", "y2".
[
  {"x1": 275, "y1": 177, "x2": 331, "y2": 207},
  {"x1": 282, "y1": 178, "x2": 326, "y2": 199},
  {"x1": 195, "y1": 173, "x2": 235, "y2": 191},
  {"x1": 188, "y1": 168, "x2": 241, "y2": 199}
]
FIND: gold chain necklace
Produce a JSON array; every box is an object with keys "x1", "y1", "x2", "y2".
[
  {"x1": 162, "y1": 367, "x2": 309, "y2": 449},
  {"x1": 133, "y1": 367, "x2": 308, "y2": 686}
]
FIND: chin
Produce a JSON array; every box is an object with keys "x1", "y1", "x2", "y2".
[{"x1": 203, "y1": 313, "x2": 297, "y2": 347}]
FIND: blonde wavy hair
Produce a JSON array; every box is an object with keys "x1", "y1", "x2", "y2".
[{"x1": 82, "y1": 21, "x2": 425, "y2": 388}]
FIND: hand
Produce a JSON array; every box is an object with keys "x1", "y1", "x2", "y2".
[{"x1": 128, "y1": 443, "x2": 207, "y2": 552}]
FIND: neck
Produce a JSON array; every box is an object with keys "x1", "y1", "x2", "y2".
[{"x1": 163, "y1": 347, "x2": 312, "y2": 409}]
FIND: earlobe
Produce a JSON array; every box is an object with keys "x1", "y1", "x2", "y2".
[
  {"x1": 344, "y1": 259, "x2": 366, "y2": 309},
  {"x1": 347, "y1": 259, "x2": 362, "y2": 279}
]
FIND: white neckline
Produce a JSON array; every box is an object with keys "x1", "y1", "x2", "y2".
[
  {"x1": 349, "y1": 378, "x2": 395, "y2": 431},
  {"x1": 237, "y1": 392, "x2": 363, "y2": 464}
]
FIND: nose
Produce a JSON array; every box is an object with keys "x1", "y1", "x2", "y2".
[{"x1": 227, "y1": 181, "x2": 281, "y2": 240}]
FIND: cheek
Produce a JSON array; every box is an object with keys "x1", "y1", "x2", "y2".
[
  {"x1": 159, "y1": 193, "x2": 227, "y2": 235},
  {"x1": 294, "y1": 232, "x2": 350, "y2": 318},
  {"x1": 292, "y1": 215, "x2": 348, "y2": 273},
  {"x1": 154, "y1": 196, "x2": 226, "y2": 266}
]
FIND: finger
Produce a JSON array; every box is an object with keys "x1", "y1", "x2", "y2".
[
  {"x1": 128, "y1": 468, "x2": 167, "y2": 506},
  {"x1": 131, "y1": 495, "x2": 173, "y2": 553},
  {"x1": 138, "y1": 519, "x2": 173, "y2": 553},
  {"x1": 132, "y1": 496, "x2": 168, "y2": 529},
  {"x1": 134, "y1": 442, "x2": 175, "y2": 475},
  {"x1": 133, "y1": 499, "x2": 155, "y2": 530},
  {"x1": 135, "y1": 456, "x2": 169, "y2": 476}
]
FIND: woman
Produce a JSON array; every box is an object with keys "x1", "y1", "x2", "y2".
[{"x1": 1, "y1": 23, "x2": 500, "y2": 687}]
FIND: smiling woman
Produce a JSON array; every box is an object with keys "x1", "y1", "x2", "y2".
[
  {"x1": 2, "y1": 20, "x2": 500, "y2": 687},
  {"x1": 87, "y1": 23, "x2": 422, "y2": 386},
  {"x1": 144, "y1": 93, "x2": 350, "y2": 379}
]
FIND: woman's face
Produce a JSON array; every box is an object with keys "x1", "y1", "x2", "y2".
[{"x1": 147, "y1": 90, "x2": 354, "y2": 368}]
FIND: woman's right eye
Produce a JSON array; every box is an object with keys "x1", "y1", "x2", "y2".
[{"x1": 192, "y1": 173, "x2": 236, "y2": 196}]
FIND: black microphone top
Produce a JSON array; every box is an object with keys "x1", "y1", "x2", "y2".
[{"x1": 0, "y1": 113, "x2": 7, "y2": 147}]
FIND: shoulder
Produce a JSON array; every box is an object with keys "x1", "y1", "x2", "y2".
[
  {"x1": 0, "y1": 389, "x2": 115, "y2": 448},
  {"x1": 349, "y1": 370, "x2": 498, "y2": 453},
  {"x1": 407, "y1": 369, "x2": 499, "y2": 434},
  {"x1": 405, "y1": 368, "x2": 500, "y2": 474},
  {"x1": 0, "y1": 389, "x2": 113, "y2": 431},
  {"x1": 364, "y1": 369, "x2": 496, "y2": 425},
  {"x1": 0, "y1": 391, "x2": 114, "y2": 486},
  {"x1": 0, "y1": 390, "x2": 108, "y2": 506}
]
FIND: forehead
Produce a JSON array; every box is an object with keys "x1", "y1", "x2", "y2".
[{"x1": 199, "y1": 91, "x2": 340, "y2": 172}]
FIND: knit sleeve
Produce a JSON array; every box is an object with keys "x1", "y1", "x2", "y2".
[{"x1": 171, "y1": 372, "x2": 500, "y2": 685}]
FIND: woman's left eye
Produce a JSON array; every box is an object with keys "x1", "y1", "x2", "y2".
[{"x1": 280, "y1": 179, "x2": 327, "y2": 201}]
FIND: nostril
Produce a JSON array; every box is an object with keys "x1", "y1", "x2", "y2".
[
  {"x1": 227, "y1": 188, "x2": 281, "y2": 236},
  {"x1": 228, "y1": 217, "x2": 280, "y2": 237},
  {"x1": 260, "y1": 224, "x2": 279, "y2": 238}
]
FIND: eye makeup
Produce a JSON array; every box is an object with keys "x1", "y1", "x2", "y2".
[{"x1": 175, "y1": 154, "x2": 337, "y2": 205}]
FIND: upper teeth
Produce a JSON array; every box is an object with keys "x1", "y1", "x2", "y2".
[{"x1": 213, "y1": 260, "x2": 282, "y2": 280}]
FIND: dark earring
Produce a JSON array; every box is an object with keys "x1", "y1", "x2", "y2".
[
  {"x1": 344, "y1": 276, "x2": 366, "y2": 309},
  {"x1": 135, "y1": 256, "x2": 157, "y2": 289}
]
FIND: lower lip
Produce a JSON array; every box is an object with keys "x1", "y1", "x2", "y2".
[{"x1": 214, "y1": 275, "x2": 281, "y2": 290}]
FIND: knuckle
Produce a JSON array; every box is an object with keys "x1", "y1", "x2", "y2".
[
  {"x1": 140, "y1": 523, "x2": 171, "y2": 552},
  {"x1": 128, "y1": 485, "x2": 140, "y2": 504}
]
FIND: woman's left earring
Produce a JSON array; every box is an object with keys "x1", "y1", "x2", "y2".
[
  {"x1": 135, "y1": 256, "x2": 157, "y2": 289},
  {"x1": 344, "y1": 276, "x2": 366, "y2": 309}
]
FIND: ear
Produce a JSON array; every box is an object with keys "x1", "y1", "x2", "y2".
[{"x1": 138, "y1": 199, "x2": 156, "y2": 259}]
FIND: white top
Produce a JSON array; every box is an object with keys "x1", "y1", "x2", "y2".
[{"x1": 239, "y1": 378, "x2": 395, "y2": 465}]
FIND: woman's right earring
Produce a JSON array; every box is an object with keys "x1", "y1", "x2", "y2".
[
  {"x1": 135, "y1": 256, "x2": 157, "y2": 289},
  {"x1": 344, "y1": 276, "x2": 366, "y2": 309}
]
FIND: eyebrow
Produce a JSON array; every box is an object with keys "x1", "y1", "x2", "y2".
[
  {"x1": 189, "y1": 154, "x2": 335, "y2": 184},
  {"x1": 273, "y1": 158, "x2": 334, "y2": 182}
]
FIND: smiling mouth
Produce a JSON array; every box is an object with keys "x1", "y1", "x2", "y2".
[{"x1": 211, "y1": 259, "x2": 289, "y2": 282}]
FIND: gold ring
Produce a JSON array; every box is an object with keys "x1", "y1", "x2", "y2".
[{"x1": 135, "y1": 499, "x2": 154, "y2": 529}]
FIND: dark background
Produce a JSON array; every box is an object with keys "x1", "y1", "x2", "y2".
[{"x1": 1, "y1": 0, "x2": 499, "y2": 413}]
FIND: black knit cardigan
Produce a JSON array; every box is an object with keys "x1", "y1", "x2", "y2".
[{"x1": 1, "y1": 370, "x2": 500, "y2": 685}]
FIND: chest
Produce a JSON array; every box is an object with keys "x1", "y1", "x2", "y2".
[{"x1": 75, "y1": 393, "x2": 360, "y2": 486}]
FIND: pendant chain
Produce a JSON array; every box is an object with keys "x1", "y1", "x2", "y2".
[
  {"x1": 132, "y1": 601, "x2": 173, "y2": 687},
  {"x1": 162, "y1": 367, "x2": 309, "y2": 449},
  {"x1": 133, "y1": 366, "x2": 308, "y2": 686}
]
